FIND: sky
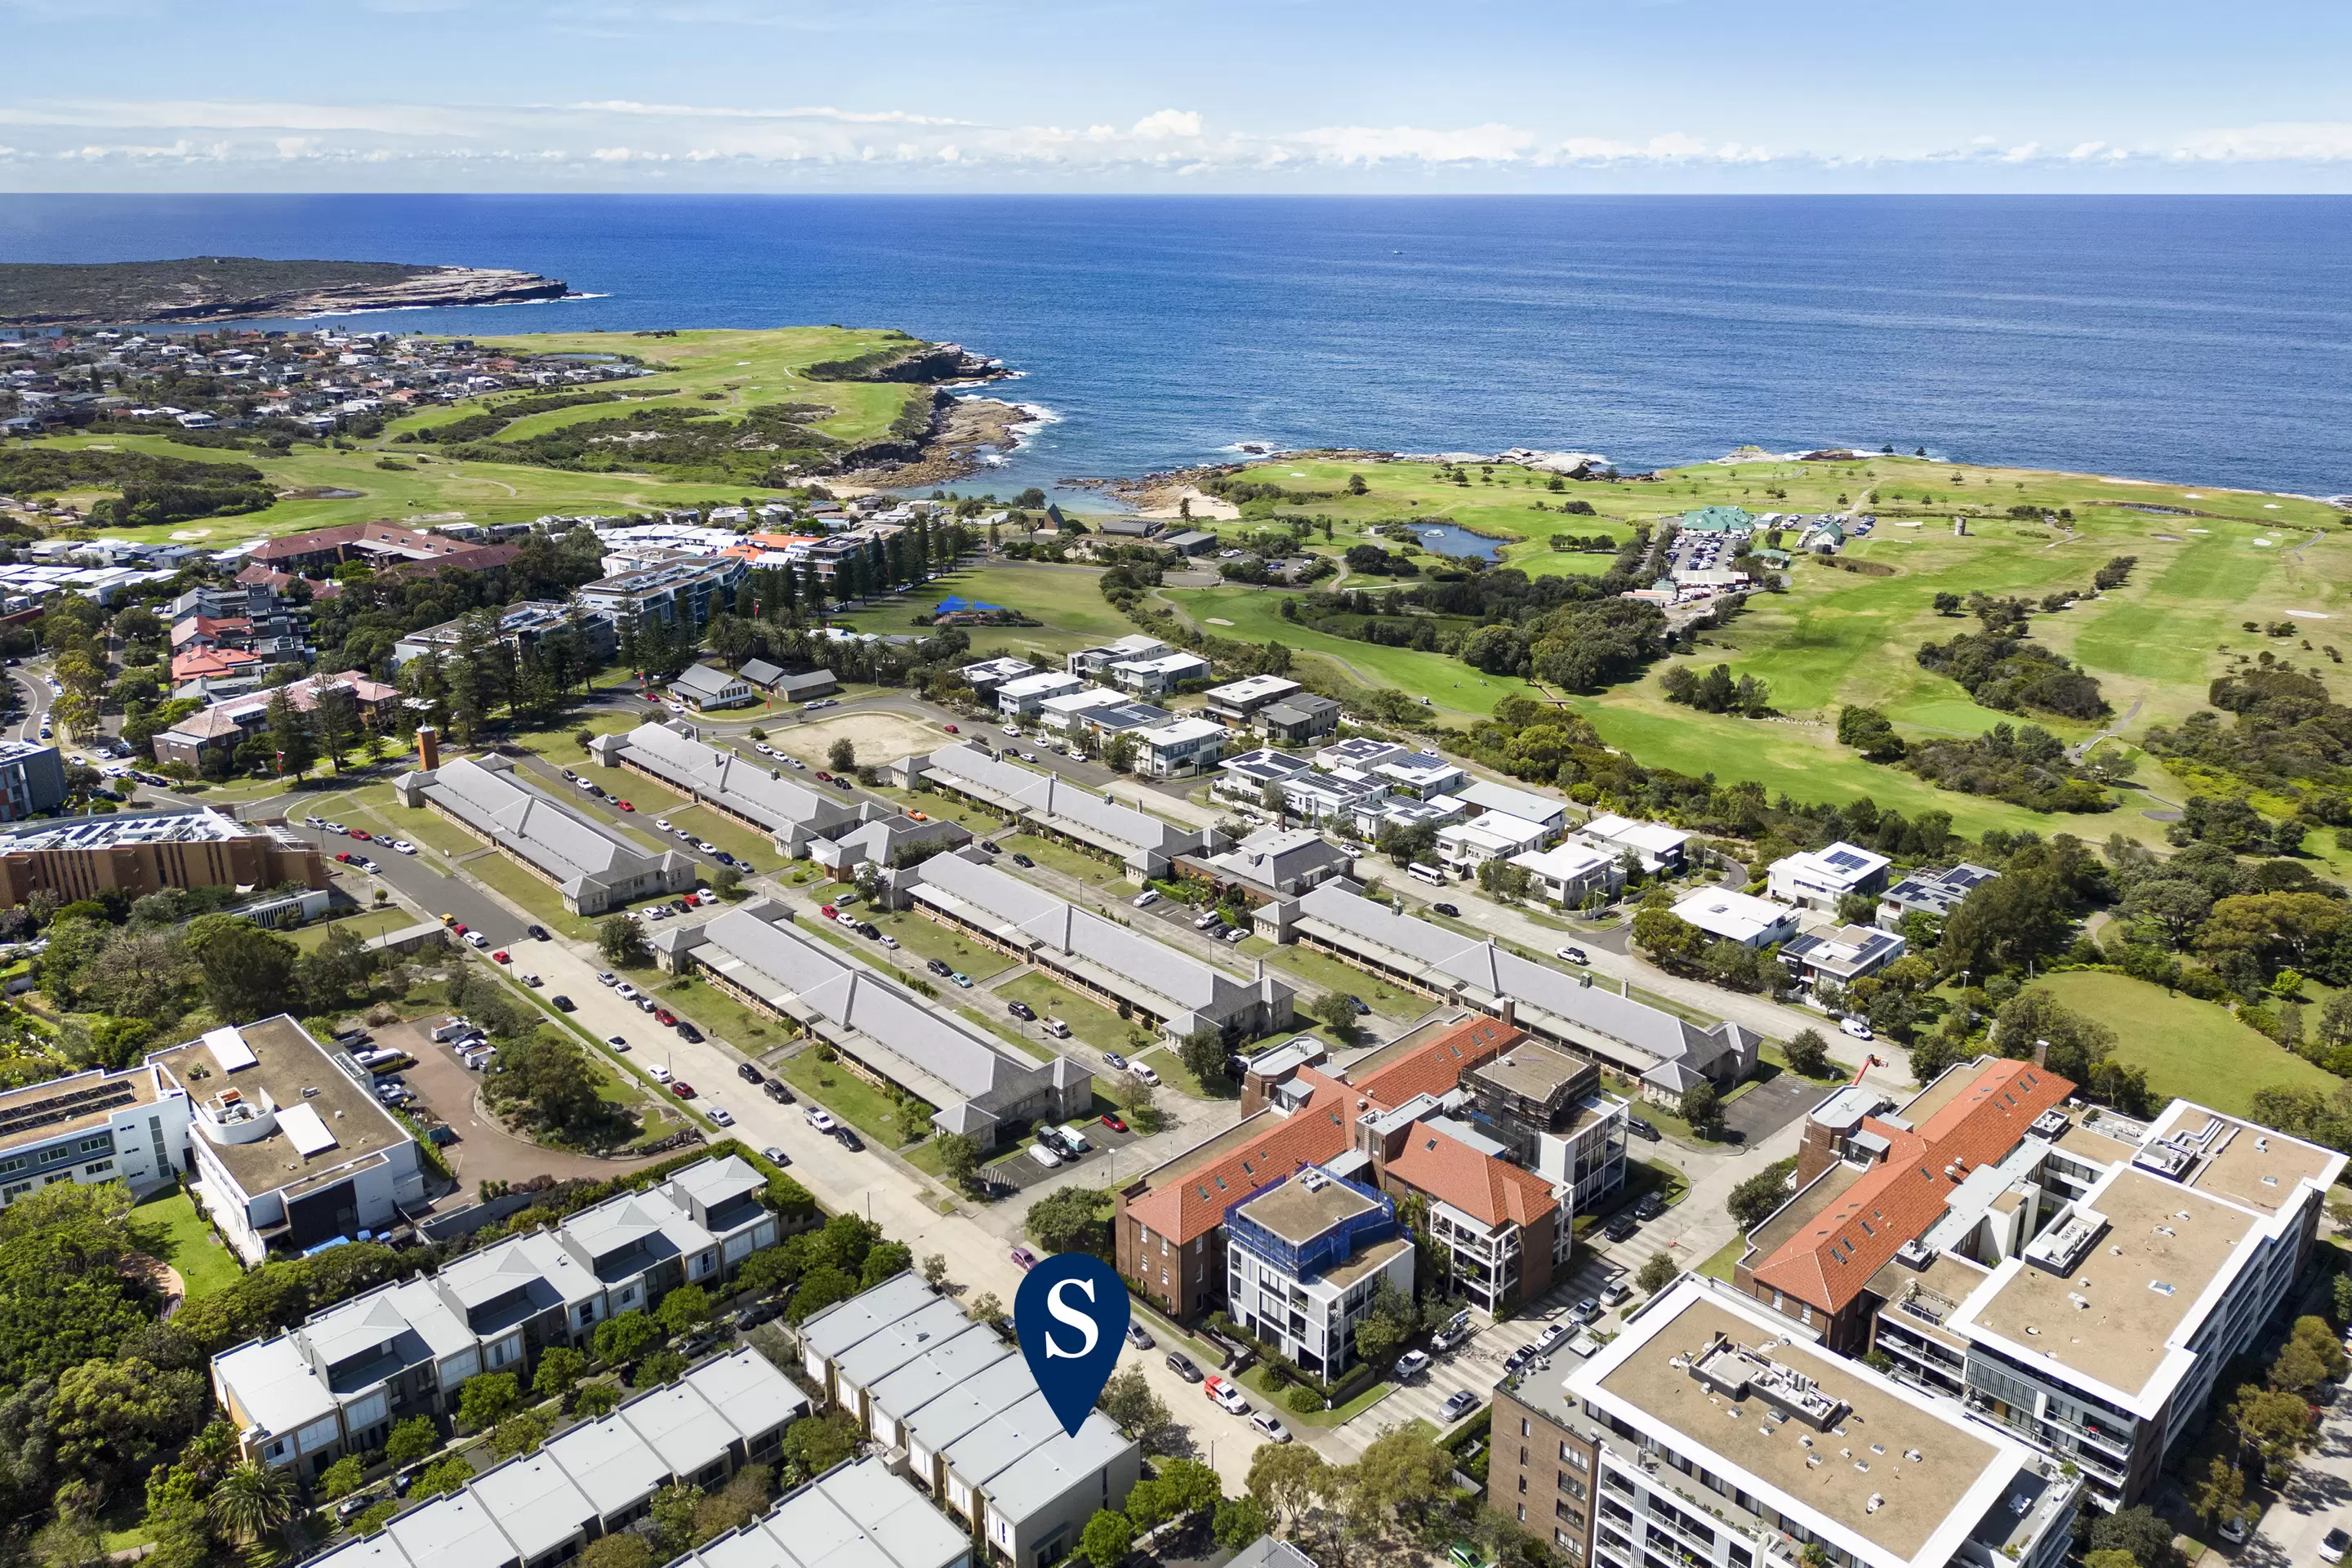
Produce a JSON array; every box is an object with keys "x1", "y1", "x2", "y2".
[{"x1": 2, "y1": 0, "x2": 2350, "y2": 193}]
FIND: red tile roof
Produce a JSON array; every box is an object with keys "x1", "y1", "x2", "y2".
[
  {"x1": 1384, "y1": 1124, "x2": 1558, "y2": 1227},
  {"x1": 170, "y1": 646, "x2": 263, "y2": 681},
  {"x1": 1127, "y1": 1016, "x2": 1534, "y2": 1249},
  {"x1": 1126, "y1": 1068, "x2": 1356, "y2": 1247},
  {"x1": 1750, "y1": 1058, "x2": 2074, "y2": 1314},
  {"x1": 1352, "y1": 1014, "x2": 1517, "y2": 1107}
]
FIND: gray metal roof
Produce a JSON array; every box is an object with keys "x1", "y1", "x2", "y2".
[
  {"x1": 982, "y1": 1412, "x2": 1135, "y2": 1526},
  {"x1": 412, "y1": 754, "x2": 687, "y2": 897},
  {"x1": 938, "y1": 1388, "x2": 1062, "y2": 1490},
  {"x1": 462, "y1": 1454, "x2": 596, "y2": 1562},
  {"x1": 898, "y1": 1354, "x2": 1040, "y2": 1458},
  {"x1": 924, "y1": 743, "x2": 1200, "y2": 857},
  {"x1": 618, "y1": 723, "x2": 855, "y2": 838},
  {"x1": 832, "y1": 1298, "x2": 972, "y2": 1393},
  {"x1": 863, "y1": 1322, "x2": 1012, "y2": 1426},
  {"x1": 670, "y1": 663, "x2": 747, "y2": 700},
  {"x1": 800, "y1": 1272, "x2": 935, "y2": 1361},
  {"x1": 696, "y1": 1458, "x2": 967, "y2": 1568}
]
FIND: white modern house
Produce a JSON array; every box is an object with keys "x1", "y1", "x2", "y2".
[{"x1": 1668, "y1": 888, "x2": 1801, "y2": 949}]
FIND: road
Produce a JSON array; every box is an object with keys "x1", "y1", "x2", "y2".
[{"x1": 6, "y1": 660, "x2": 53, "y2": 742}]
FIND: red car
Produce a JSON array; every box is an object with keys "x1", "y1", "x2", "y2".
[
  {"x1": 334, "y1": 851, "x2": 354, "y2": 863},
  {"x1": 655, "y1": 1008, "x2": 677, "y2": 1027},
  {"x1": 1098, "y1": 1112, "x2": 1129, "y2": 1134},
  {"x1": 492, "y1": 950, "x2": 510, "y2": 964},
  {"x1": 670, "y1": 1081, "x2": 695, "y2": 1098},
  {"x1": 815, "y1": 771, "x2": 832, "y2": 783},
  {"x1": 452, "y1": 922, "x2": 469, "y2": 936},
  {"x1": 820, "y1": 904, "x2": 837, "y2": 920},
  {"x1": 350, "y1": 830, "x2": 372, "y2": 842},
  {"x1": 617, "y1": 800, "x2": 635, "y2": 812},
  {"x1": 943, "y1": 724, "x2": 959, "y2": 734}
]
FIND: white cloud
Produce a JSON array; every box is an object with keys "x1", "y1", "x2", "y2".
[
  {"x1": 1292, "y1": 122, "x2": 1537, "y2": 164},
  {"x1": 1129, "y1": 109, "x2": 1201, "y2": 140},
  {"x1": 2171, "y1": 122, "x2": 2352, "y2": 161}
]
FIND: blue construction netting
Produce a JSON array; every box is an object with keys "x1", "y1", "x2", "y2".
[
  {"x1": 1225, "y1": 1169, "x2": 1397, "y2": 1280},
  {"x1": 934, "y1": 595, "x2": 1007, "y2": 615}
]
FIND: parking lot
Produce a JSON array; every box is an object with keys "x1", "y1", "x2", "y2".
[
  {"x1": 1720, "y1": 1071, "x2": 1828, "y2": 1146},
  {"x1": 976, "y1": 1112, "x2": 1146, "y2": 1194}
]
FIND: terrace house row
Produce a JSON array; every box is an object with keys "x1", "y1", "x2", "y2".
[
  {"x1": 1258, "y1": 882, "x2": 1757, "y2": 1102},
  {"x1": 212, "y1": 1156, "x2": 790, "y2": 1477},
  {"x1": 591, "y1": 722, "x2": 859, "y2": 856},
  {"x1": 902, "y1": 744, "x2": 1213, "y2": 880},
  {"x1": 655, "y1": 900, "x2": 1089, "y2": 1147},
  {"x1": 798, "y1": 1274, "x2": 1141, "y2": 1568},
  {"x1": 302, "y1": 1348, "x2": 808, "y2": 1568},
  {"x1": 1738, "y1": 1058, "x2": 2345, "y2": 1509},
  {"x1": 911, "y1": 847, "x2": 1294, "y2": 1046}
]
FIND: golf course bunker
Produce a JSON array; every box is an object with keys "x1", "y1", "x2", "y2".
[{"x1": 775, "y1": 709, "x2": 942, "y2": 768}]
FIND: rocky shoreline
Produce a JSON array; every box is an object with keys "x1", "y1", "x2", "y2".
[
  {"x1": 841, "y1": 394, "x2": 1036, "y2": 487},
  {"x1": 0, "y1": 258, "x2": 572, "y2": 327}
]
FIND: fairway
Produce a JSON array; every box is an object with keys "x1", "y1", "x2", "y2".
[
  {"x1": 1161, "y1": 584, "x2": 1538, "y2": 719},
  {"x1": 2025, "y1": 970, "x2": 2339, "y2": 1118}
]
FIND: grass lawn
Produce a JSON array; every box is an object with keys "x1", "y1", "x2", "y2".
[
  {"x1": 2026, "y1": 970, "x2": 2339, "y2": 1117},
  {"x1": 1138, "y1": 1047, "x2": 1210, "y2": 1099},
  {"x1": 776, "y1": 1049, "x2": 924, "y2": 1147},
  {"x1": 648, "y1": 971, "x2": 795, "y2": 1058},
  {"x1": 459, "y1": 851, "x2": 600, "y2": 941},
  {"x1": 290, "y1": 907, "x2": 413, "y2": 951},
  {"x1": 881, "y1": 909, "x2": 1022, "y2": 978},
  {"x1": 656, "y1": 803, "x2": 786, "y2": 873},
  {"x1": 1695, "y1": 1232, "x2": 1747, "y2": 1283},
  {"x1": 1258, "y1": 942, "x2": 1423, "y2": 1018},
  {"x1": 996, "y1": 972, "x2": 1156, "y2": 1058},
  {"x1": 1235, "y1": 1362, "x2": 1399, "y2": 1427},
  {"x1": 1000, "y1": 832, "x2": 1128, "y2": 889},
  {"x1": 825, "y1": 563, "x2": 1141, "y2": 654},
  {"x1": 380, "y1": 804, "x2": 494, "y2": 858},
  {"x1": 136, "y1": 1187, "x2": 243, "y2": 1300}
]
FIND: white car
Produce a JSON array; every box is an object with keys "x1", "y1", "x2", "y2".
[
  {"x1": 305, "y1": 816, "x2": 323, "y2": 826},
  {"x1": 1028, "y1": 1142, "x2": 1063, "y2": 1169},
  {"x1": 654, "y1": 818, "x2": 672, "y2": 831},
  {"x1": 1840, "y1": 1016, "x2": 1874, "y2": 1040},
  {"x1": 707, "y1": 1107, "x2": 735, "y2": 1127},
  {"x1": 1133, "y1": 889, "x2": 1160, "y2": 908},
  {"x1": 695, "y1": 840, "x2": 717, "y2": 854},
  {"x1": 465, "y1": 932, "x2": 488, "y2": 949},
  {"x1": 755, "y1": 742, "x2": 774, "y2": 755},
  {"x1": 647, "y1": 1064, "x2": 672, "y2": 1084},
  {"x1": 1128, "y1": 1061, "x2": 1161, "y2": 1087},
  {"x1": 1394, "y1": 1350, "x2": 1431, "y2": 1381},
  {"x1": 596, "y1": 971, "x2": 618, "y2": 986},
  {"x1": 326, "y1": 822, "x2": 347, "y2": 834},
  {"x1": 804, "y1": 1107, "x2": 839, "y2": 1134},
  {"x1": 393, "y1": 840, "x2": 416, "y2": 855},
  {"x1": 616, "y1": 982, "x2": 639, "y2": 1000},
  {"x1": 879, "y1": 935, "x2": 899, "y2": 950},
  {"x1": 1249, "y1": 1412, "x2": 1292, "y2": 1443},
  {"x1": 675, "y1": 829, "x2": 694, "y2": 842}
]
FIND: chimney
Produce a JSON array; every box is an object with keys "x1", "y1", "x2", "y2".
[
  {"x1": 415, "y1": 724, "x2": 440, "y2": 771},
  {"x1": 1498, "y1": 997, "x2": 1517, "y2": 1029},
  {"x1": 2033, "y1": 1038, "x2": 2050, "y2": 1069}
]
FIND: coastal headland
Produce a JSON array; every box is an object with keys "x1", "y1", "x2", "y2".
[{"x1": 0, "y1": 256, "x2": 577, "y2": 327}]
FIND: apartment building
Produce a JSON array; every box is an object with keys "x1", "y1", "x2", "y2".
[
  {"x1": 1224, "y1": 1166, "x2": 1414, "y2": 1379},
  {"x1": 1508, "y1": 841, "x2": 1622, "y2": 909},
  {"x1": 1556, "y1": 1279, "x2": 2080, "y2": 1568},
  {"x1": 798, "y1": 1276, "x2": 1140, "y2": 1568},
  {"x1": 0, "y1": 805, "x2": 326, "y2": 906},
  {"x1": 995, "y1": 671, "x2": 1083, "y2": 716},
  {"x1": 394, "y1": 752, "x2": 697, "y2": 914},
  {"x1": 575, "y1": 550, "x2": 746, "y2": 630},
  {"x1": 910, "y1": 849, "x2": 1293, "y2": 1045},
  {"x1": 0, "y1": 1059, "x2": 190, "y2": 1208},
  {"x1": 1574, "y1": 813, "x2": 1691, "y2": 875},
  {"x1": 0, "y1": 739, "x2": 66, "y2": 822},
  {"x1": 299, "y1": 1349, "x2": 811, "y2": 1568},
  {"x1": 212, "y1": 1155, "x2": 785, "y2": 1475},
  {"x1": 1130, "y1": 716, "x2": 1226, "y2": 778},
  {"x1": 150, "y1": 669, "x2": 403, "y2": 770},
  {"x1": 1738, "y1": 1060, "x2": 2345, "y2": 1510},
  {"x1": 1107, "y1": 650, "x2": 1213, "y2": 696},
  {"x1": 1437, "y1": 809, "x2": 1552, "y2": 874},
  {"x1": 391, "y1": 599, "x2": 616, "y2": 670}
]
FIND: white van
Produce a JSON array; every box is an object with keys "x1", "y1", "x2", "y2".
[{"x1": 1409, "y1": 862, "x2": 1446, "y2": 886}]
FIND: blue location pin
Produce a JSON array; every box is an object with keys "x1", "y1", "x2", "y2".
[{"x1": 1013, "y1": 1252, "x2": 1130, "y2": 1437}]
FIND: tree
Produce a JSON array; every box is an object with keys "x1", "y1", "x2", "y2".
[
  {"x1": 1246, "y1": 1441, "x2": 1329, "y2": 1530},
  {"x1": 1027, "y1": 1185, "x2": 1111, "y2": 1257},
  {"x1": 457, "y1": 1371, "x2": 521, "y2": 1431},
  {"x1": 47, "y1": 1354, "x2": 206, "y2": 1477},
  {"x1": 1213, "y1": 1496, "x2": 1271, "y2": 1552},
  {"x1": 632, "y1": 1349, "x2": 688, "y2": 1388},
  {"x1": 1637, "y1": 1251, "x2": 1677, "y2": 1294},
  {"x1": 581, "y1": 1535, "x2": 656, "y2": 1568},
  {"x1": 2125, "y1": 879, "x2": 2215, "y2": 950},
  {"x1": 1784, "y1": 1028, "x2": 1831, "y2": 1078},
  {"x1": 263, "y1": 689, "x2": 318, "y2": 779},
  {"x1": 968, "y1": 1292, "x2": 1006, "y2": 1330},
  {"x1": 533, "y1": 1346, "x2": 587, "y2": 1402},
  {"x1": 384, "y1": 1415, "x2": 438, "y2": 1467},
  {"x1": 921, "y1": 1253, "x2": 951, "y2": 1290},
  {"x1": 1349, "y1": 1424, "x2": 1454, "y2": 1529},
  {"x1": 1178, "y1": 1027, "x2": 1228, "y2": 1089},
  {"x1": 1124, "y1": 1458, "x2": 1221, "y2": 1530},
  {"x1": 656, "y1": 1282, "x2": 712, "y2": 1337},
  {"x1": 573, "y1": 1383, "x2": 621, "y2": 1420},
  {"x1": 1939, "y1": 871, "x2": 2072, "y2": 978},
  {"x1": 861, "y1": 1240, "x2": 913, "y2": 1288},
  {"x1": 2190, "y1": 1454, "x2": 2246, "y2": 1530},
  {"x1": 828, "y1": 737, "x2": 857, "y2": 773},
  {"x1": 207, "y1": 1460, "x2": 298, "y2": 1545},
  {"x1": 1097, "y1": 1366, "x2": 1181, "y2": 1456},
  {"x1": 490, "y1": 1410, "x2": 551, "y2": 1459},
  {"x1": 1989, "y1": 990, "x2": 2117, "y2": 1087},
  {"x1": 1308, "y1": 990, "x2": 1361, "y2": 1045},
  {"x1": 1679, "y1": 1078, "x2": 1720, "y2": 1135},
  {"x1": 599, "y1": 916, "x2": 651, "y2": 969},
  {"x1": 182, "y1": 915, "x2": 300, "y2": 1024},
  {"x1": 780, "y1": 1410, "x2": 861, "y2": 1481},
  {"x1": 1727, "y1": 1158, "x2": 1798, "y2": 1232},
  {"x1": 1080, "y1": 1509, "x2": 1134, "y2": 1566},
  {"x1": 1352, "y1": 1276, "x2": 1419, "y2": 1368},
  {"x1": 320, "y1": 1454, "x2": 368, "y2": 1501},
  {"x1": 488, "y1": 1030, "x2": 604, "y2": 1138},
  {"x1": 413, "y1": 1455, "x2": 475, "y2": 1498},
  {"x1": 933, "y1": 1131, "x2": 982, "y2": 1191},
  {"x1": 2089, "y1": 1505, "x2": 2185, "y2": 1568},
  {"x1": 651, "y1": 1481, "x2": 703, "y2": 1555}
]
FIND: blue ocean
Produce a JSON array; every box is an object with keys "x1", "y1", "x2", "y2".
[{"x1": 3, "y1": 194, "x2": 2349, "y2": 497}]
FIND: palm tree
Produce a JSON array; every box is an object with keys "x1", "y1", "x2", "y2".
[{"x1": 208, "y1": 1460, "x2": 300, "y2": 1546}]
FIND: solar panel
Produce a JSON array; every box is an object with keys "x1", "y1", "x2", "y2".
[{"x1": 0, "y1": 1080, "x2": 138, "y2": 1138}]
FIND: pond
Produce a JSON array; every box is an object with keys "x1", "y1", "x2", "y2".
[{"x1": 1401, "y1": 521, "x2": 1505, "y2": 561}]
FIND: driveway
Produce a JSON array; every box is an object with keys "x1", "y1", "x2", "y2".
[{"x1": 368, "y1": 1018, "x2": 666, "y2": 1188}]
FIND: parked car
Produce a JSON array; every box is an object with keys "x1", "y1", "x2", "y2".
[
  {"x1": 2323, "y1": 1528, "x2": 2350, "y2": 1564},
  {"x1": 1603, "y1": 1212, "x2": 1639, "y2": 1242},
  {"x1": 607, "y1": 1036, "x2": 629, "y2": 1050},
  {"x1": 707, "y1": 1107, "x2": 734, "y2": 1127},
  {"x1": 1010, "y1": 853, "x2": 1035, "y2": 868},
  {"x1": 1635, "y1": 1192, "x2": 1667, "y2": 1220},
  {"x1": 1599, "y1": 1282, "x2": 1632, "y2": 1307},
  {"x1": 835, "y1": 1127, "x2": 864, "y2": 1152},
  {"x1": 1029, "y1": 1142, "x2": 1063, "y2": 1169},
  {"x1": 1437, "y1": 1391, "x2": 1482, "y2": 1424},
  {"x1": 1432, "y1": 902, "x2": 1461, "y2": 918},
  {"x1": 1127, "y1": 1060, "x2": 1160, "y2": 1087},
  {"x1": 1133, "y1": 889, "x2": 1160, "y2": 908},
  {"x1": 648, "y1": 1064, "x2": 673, "y2": 1084},
  {"x1": 1395, "y1": 1349, "x2": 1431, "y2": 1381},
  {"x1": 1010, "y1": 1245, "x2": 1040, "y2": 1271},
  {"x1": 670, "y1": 1082, "x2": 696, "y2": 1099},
  {"x1": 1204, "y1": 1377, "x2": 1250, "y2": 1415},
  {"x1": 1554, "y1": 945, "x2": 1589, "y2": 964},
  {"x1": 926, "y1": 958, "x2": 953, "y2": 977},
  {"x1": 760, "y1": 1145, "x2": 790, "y2": 1166},
  {"x1": 1125, "y1": 1323, "x2": 1154, "y2": 1350},
  {"x1": 763, "y1": 1080, "x2": 794, "y2": 1104},
  {"x1": 1841, "y1": 1016, "x2": 1875, "y2": 1040},
  {"x1": 1101, "y1": 1051, "x2": 1129, "y2": 1071},
  {"x1": 1627, "y1": 1116, "x2": 1661, "y2": 1142},
  {"x1": 804, "y1": 1106, "x2": 837, "y2": 1133},
  {"x1": 1098, "y1": 1111, "x2": 1129, "y2": 1134},
  {"x1": 551, "y1": 995, "x2": 576, "y2": 1013},
  {"x1": 1166, "y1": 1352, "x2": 1203, "y2": 1383},
  {"x1": 1250, "y1": 1412, "x2": 1292, "y2": 1443},
  {"x1": 1008, "y1": 1000, "x2": 1036, "y2": 1022},
  {"x1": 737, "y1": 1062, "x2": 764, "y2": 1085}
]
